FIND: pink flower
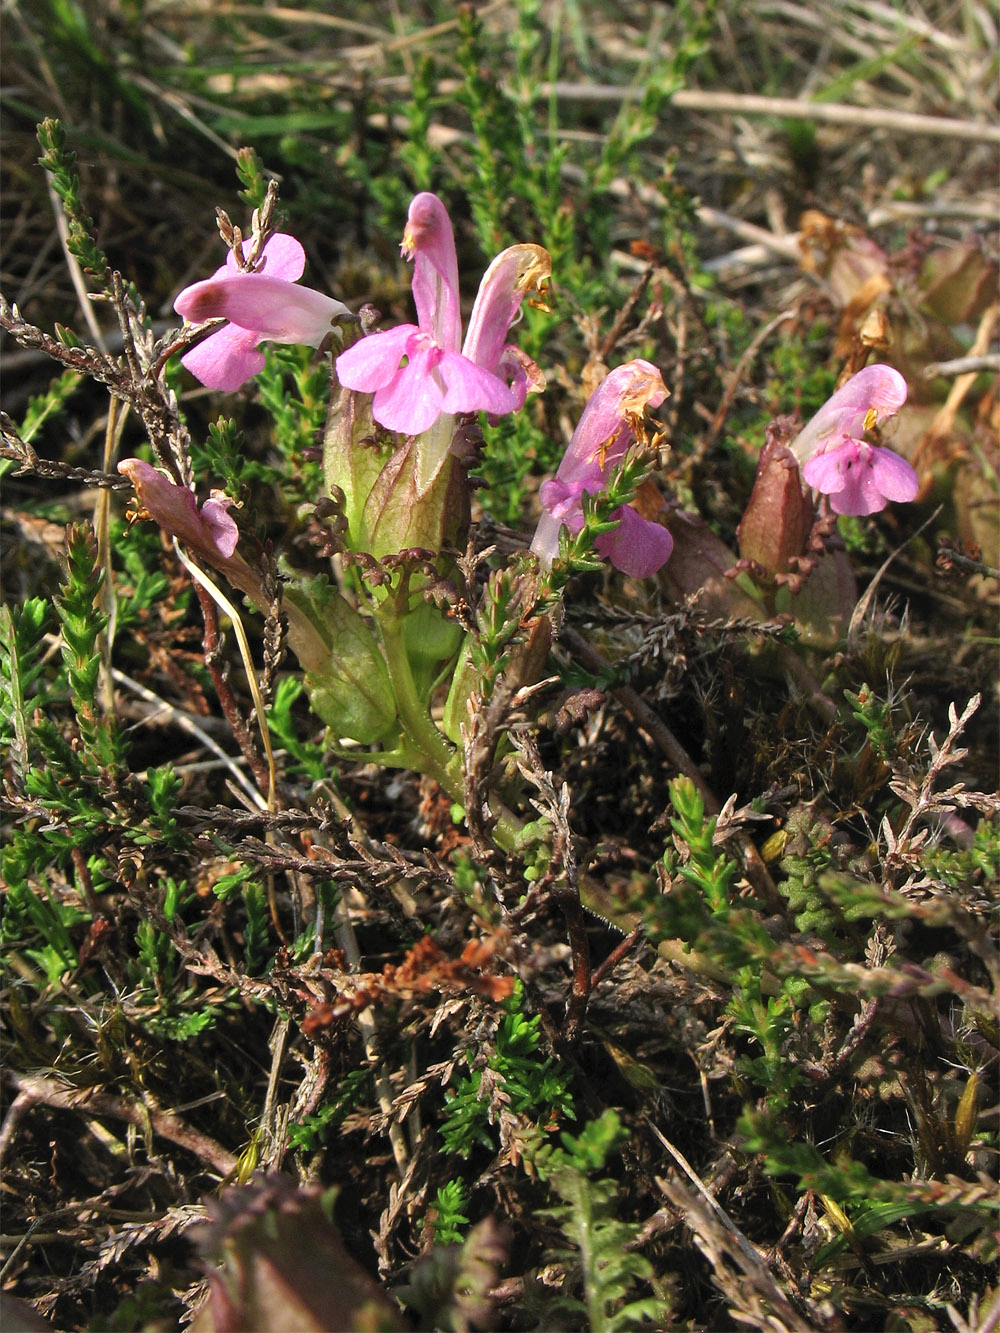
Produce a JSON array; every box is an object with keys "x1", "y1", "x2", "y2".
[
  {"x1": 791, "y1": 364, "x2": 918, "y2": 516},
  {"x1": 335, "y1": 193, "x2": 550, "y2": 437},
  {"x1": 118, "y1": 458, "x2": 240, "y2": 562},
  {"x1": 530, "y1": 360, "x2": 673, "y2": 579},
  {"x1": 174, "y1": 234, "x2": 349, "y2": 391}
]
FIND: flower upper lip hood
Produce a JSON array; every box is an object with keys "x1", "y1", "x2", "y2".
[
  {"x1": 531, "y1": 359, "x2": 674, "y2": 579},
  {"x1": 790, "y1": 363, "x2": 919, "y2": 516},
  {"x1": 173, "y1": 233, "x2": 349, "y2": 392},
  {"x1": 790, "y1": 363, "x2": 907, "y2": 466},
  {"x1": 335, "y1": 192, "x2": 551, "y2": 439}
]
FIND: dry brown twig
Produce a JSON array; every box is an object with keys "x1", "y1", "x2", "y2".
[
  {"x1": 560, "y1": 623, "x2": 781, "y2": 909},
  {"x1": 511, "y1": 728, "x2": 592, "y2": 1041},
  {"x1": 2, "y1": 1073, "x2": 238, "y2": 1178},
  {"x1": 650, "y1": 1121, "x2": 837, "y2": 1332}
]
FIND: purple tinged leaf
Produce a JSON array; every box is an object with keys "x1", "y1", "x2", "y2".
[
  {"x1": 358, "y1": 436, "x2": 470, "y2": 560},
  {"x1": 920, "y1": 239, "x2": 999, "y2": 326},
  {"x1": 737, "y1": 437, "x2": 813, "y2": 576},
  {"x1": 190, "y1": 1175, "x2": 408, "y2": 1333},
  {"x1": 322, "y1": 385, "x2": 390, "y2": 549},
  {"x1": 658, "y1": 510, "x2": 766, "y2": 621},
  {"x1": 779, "y1": 547, "x2": 858, "y2": 648}
]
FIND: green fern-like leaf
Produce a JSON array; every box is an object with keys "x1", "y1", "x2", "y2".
[
  {"x1": 242, "y1": 881, "x2": 270, "y2": 972},
  {"x1": 439, "y1": 982, "x2": 575, "y2": 1156},
  {"x1": 535, "y1": 1111, "x2": 668, "y2": 1331},
  {"x1": 427, "y1": 1179, "x2": 470, "y2": 1246}
]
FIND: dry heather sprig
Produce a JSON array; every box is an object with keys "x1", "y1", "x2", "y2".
[{"x1": 883, "y1": 694, "x2": 999, "y2": 873}]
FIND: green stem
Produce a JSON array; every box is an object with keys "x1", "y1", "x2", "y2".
[
  {"x1": 376, "y1": 598, "x2": 543, "y2": 857},
  {"x1": 377, "y1": 601, "x2": 463, "y2": 797}
]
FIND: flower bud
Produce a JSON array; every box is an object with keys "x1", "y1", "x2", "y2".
[{"x1": 737, "y1": 428, "x2": 814, "y2": 578}]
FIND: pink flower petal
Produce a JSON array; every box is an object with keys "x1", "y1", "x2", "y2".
[
  {"x1": 801, "y1": 444, "x2": 854, "y2": 497},
  {"x1": 370, "y1": 340, "x2": 446, "y2": 435},
  {"x1": 531, "y1": 360, "x2": 670, "y2": 576},
  {"x1": 791, "y1": 364, "x2": 907, "y2": 465},
  {"x1": 802, "y1": 439, "x2": 917, "y2": 516},
  {"x1": 333, "y1": 194, "x2": 551, "y2": 441},
  {"x1": 336, "y1": 325, "x2": 417, "y2": 393},
  {"x1": 496, "y1": 344, "x2": 545, "y2": 411},
  {"x1": 539, "y1": 475, "x2": 589, "y2": 525},
  {"x1": 201, "y1": 495, "x2": 241, "y2": 558},
  {"x1": 176, "y1": 273, "x2": 346, "y2": 345},
  {"x1": 251, "y1": 233, "x2": 306, "y2": 282},
  {"x1": 553, "y1": 360, "x2": 667, "y2": 488},
  {"x1": 829, "y1": 471, "x2": 889, "y2": 516},
  {"x1": 173, "y1": 233, "x2": 346, "y2": 390},
  {"x1": 530, "y1": 511, "x2": 564, "y2": 568},
  {"x1": 596, "y1": 505, "x2": 674, "y2": 578},
  {"x1": 791, "y1": 366, "x2": 917, "y2": 515},
  {"x1": 540, "y1": 464, "x2": 604, "y2": 518},
  {"x1": 438, "y1": 350, "x2": 519, "y2": 417},
  {"x1": 180, "y1": 325, "x2": 266, "y2": 392},
  {"x1": 403, "y1": 193, "x2": 461, "y2": 352},
  {"x1": 869, "y1": 445, "x2": 919, "y2": 502},
  {"x1": 462, "y1": 243, "x2": 552, "y2": 374}
]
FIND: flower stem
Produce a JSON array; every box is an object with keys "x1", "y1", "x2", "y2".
[
  {"x1": 376, "y1": 600, "x2": 462, "y2": 797},
  {"x1": 375, "y1": 595, "x2": 543, "y2": 858}
]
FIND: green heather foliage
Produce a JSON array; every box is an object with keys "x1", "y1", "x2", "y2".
[
  {"x1": 36, "y1": 117, "x2": 109, "y2": 279},
  {"x1": 2, "y1": 3, "x2": 997, "y2": 1330},
  {"x1": 439, "y1": 982, "x2": 576, "y2": 1156},
  {"x1": 426, "y1": 1179, "x2": 471, "y2": 1247}
]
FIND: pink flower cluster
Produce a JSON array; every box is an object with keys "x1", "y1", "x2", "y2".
[
  {"x1": 530, "y1": 360, "x2": 674, "y2": 579},
  {"x1": 791, "y1": 364, "x2": 918, "y2": 516},
  {"x1": 335, "y1": 192, "x2": 549, "y2": 438},
  {"x1": 174, "y1": 235, "x2": 349, "y2": 391},
  {"x1": 172, "y1": 195, "x2": 549, "y2": 448},
  {"x1": 167, "y1": 203, "x2": 918, "y2": 590}
]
